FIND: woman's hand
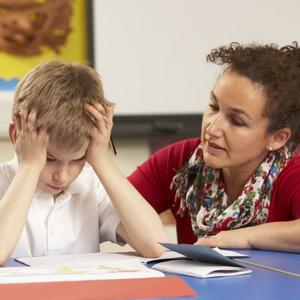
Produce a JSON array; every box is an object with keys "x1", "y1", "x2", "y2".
[
  {"x1": 194, "y1": 228, "x2": 252, "y2": 249},
  {"x1": 14, "y1": 109, "x2": 48, "y2": 172},
  {"x1": 84, "y1": 102, "x2": 114, "y2": 167}
]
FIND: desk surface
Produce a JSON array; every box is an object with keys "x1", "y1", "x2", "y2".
[
  {"x1": 153, "y1": 249, "x2": 300, "y2": 300},
  {"x1": 3, "y1": 249, "x2": 300, "y2": 300},
  {"x1": 235, "y1": 249, "x2": 300, "y2": 275},
  {"x1": 174, "y1": 266, "x2": 300, "y2": 300}
]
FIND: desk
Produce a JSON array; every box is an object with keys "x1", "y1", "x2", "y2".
[
  {"x1": 235, "y1": 249, "x2": 300, "y2": 275},
  {"x1": 3, "y1": 250, "x2": 300, "y2": 300},
  {"x1": 169, "y1": 266, "x2": 299, "y2": 300},
  {"x1": 151, "y1": 249, "x2": 300, "y2": 300}
]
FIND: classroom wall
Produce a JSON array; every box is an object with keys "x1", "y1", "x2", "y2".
[{"x1": 92, "y1": 0, "x2": 300, "y2": 117}]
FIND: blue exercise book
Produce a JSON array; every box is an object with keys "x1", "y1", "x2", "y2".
[
  {"x1": 151, "y1": 243, "x2": 251, "y2": 278},
  {"x1": 161, "y1": 243, "x2": 244, "y2": 267}
]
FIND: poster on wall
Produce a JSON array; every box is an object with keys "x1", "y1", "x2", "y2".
[
  {"x1": 0, "y1": 0, "x2": 89, "y2": 90},
  {"x1": 0, "y1": 0, "x2": 89, "y2": 137}
]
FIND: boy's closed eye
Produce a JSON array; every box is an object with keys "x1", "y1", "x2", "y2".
[
  {"x1": 46, "y1": 156, "x2": 86, "y2": 163},
  {"x1": 46, "y1": 157, "x2": 56, "y2": 163},
  {"x1": 73, "y1": 156, "x2": 86, "y2": 162}
]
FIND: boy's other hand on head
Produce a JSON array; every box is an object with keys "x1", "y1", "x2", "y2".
[
  {"x1": 84, "y1": 103, "x2": 114, "y2": 166},
  {"x1": 14, "y1": 109, "x2": 49, "y2": 172}
]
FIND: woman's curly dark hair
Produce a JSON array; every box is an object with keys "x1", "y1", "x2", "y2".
[{"x1": 207, "y1": 42, "x2": 300, "y2": 143}]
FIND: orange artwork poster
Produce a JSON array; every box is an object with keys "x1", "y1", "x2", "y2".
[{"x1": 0, "y1": 0, "x2": 88, "y2": 90}]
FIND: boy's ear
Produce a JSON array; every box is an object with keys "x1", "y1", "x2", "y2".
[
  {"x1": 268, "y1": 127, "x2": 291, "y2": 151},
  {"x1": 8, "y1": 122, "x2": 17, "y2": 145}
]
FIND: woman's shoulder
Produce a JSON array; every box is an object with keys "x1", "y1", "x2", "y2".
[
  {"x1": 146, "y1": 137, "x2": 200, "y2": 170},
  {"x1": 166, "y1": 137, "x2": 200, "y2": 149},
  {"x1": 269, "y1": 152, "x2": 300, "y2": 220},
  {"x1": 282, "y1": 154, "x2": 300, "y2": 174},
  {"x1": 130, "y1": 138, "x2": 200, "y2": 183},
  {"x1": 274, "y1": 154, "x2": 300, "y2": 188}
]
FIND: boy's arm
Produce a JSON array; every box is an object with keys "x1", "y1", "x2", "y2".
[
  {"x1": 84, "y1": 103, "x2": 167, "y2": 258},
  {"x1": 95, "y1": 155, "x2": 167, "y2": 257},
  {"x1": 0, "y1": 111, "x2": 48, "y2": 265},
  {"x1": 0, "y1": 165, "x2": 42, "y2": 264}
]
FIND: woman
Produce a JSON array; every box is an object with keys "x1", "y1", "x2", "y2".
[{"x1": 128, "y1": 42, "x2": 300, "y2": 252}]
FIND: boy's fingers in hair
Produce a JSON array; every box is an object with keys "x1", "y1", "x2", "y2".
[
  {"x1": 84, "y1": 103, "x2": 98, "y2": 115},
  {"x1": 106, "y1": 104, "x2": 114, "y2": 115},
  {"x1": 85, "y1": 102, "x2": 104, "y2": 115},
  {"x1": 13, "y1": 114, "x2": 22, "y2": 133},
  {"x1": 38, "y1": 124, "x2": 47, "y2": 134},
  {"x1": 38, "y1": 125, "x2": 49, "y2": 143},
  {"x1": 27, "y1": 110, "x2": 37, "y2": 133},
  {"x1": 85, "y1": 103, "x2": 105, "y2": 129},
  {"x1": 101, "y1": 115, "x2": 113, "y2": 129},
  {"x1": 19, "y1": 110, "x2": 29, "y2": 131},
  {"x1": 105, "y1": 105, "x2": 114, "y2": 125},
  {"x1": 93, "y1": 102, "x2": 105, "y2": 113},
  {"x1": 97, "y1": 113, "x2": 107, "y2": 132}
]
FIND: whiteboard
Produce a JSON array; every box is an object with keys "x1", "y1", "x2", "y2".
[{"x1": 91, "y1": 0, "x2": 299, "y2": 116}]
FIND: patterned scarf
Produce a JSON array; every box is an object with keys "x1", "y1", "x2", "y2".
[{"x1": 171, "y1": 143, "x2": 294, "y2": 237}]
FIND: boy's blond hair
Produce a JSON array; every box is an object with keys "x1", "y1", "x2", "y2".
[{"x1": 13, "y1": 60, "x2": 111, "y2": 149}]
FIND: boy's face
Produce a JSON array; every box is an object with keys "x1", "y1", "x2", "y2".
[{"x1": 37, "y1": 141, "x2": 89, "y2": 197}]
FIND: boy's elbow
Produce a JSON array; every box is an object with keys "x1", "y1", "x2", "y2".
[
  {"x1": 139, "y1": 243, "x2": 166, "y2": 258},
  {"x1": 0, "y1": 250, "x2": 10, "y2": 266},
  {"x1": 140, "y1": 232, "x2": 168, "y2": 258}
]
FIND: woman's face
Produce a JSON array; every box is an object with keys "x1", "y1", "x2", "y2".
[{"x1": 201, "y1": 70, "x2": 273, "y2": 175}]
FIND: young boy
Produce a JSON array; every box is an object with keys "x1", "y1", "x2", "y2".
[{"x1": 0, "y1": 61, "x2": 167, "y2": 265}]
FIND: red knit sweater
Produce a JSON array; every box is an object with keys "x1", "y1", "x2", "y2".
[{"x1": 128, "y1": 138, "x2": 300, "y2": 244}]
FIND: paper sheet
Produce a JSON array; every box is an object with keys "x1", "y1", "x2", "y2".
[
  {"x1": 16, "y1": 252, "x2": 137, "y2": 267},
  {"x1": 153, "y1": 259, "x2": 251, "y2": 278},
  {"x1": 16, "y1": 248, "x2": 248, "y2": 268},
  {"x1": 213, "y1": 248, "x2": 249, "y2": 258},
  {"x1": 0, "y1": 258, "x2": 164, "y2": 283}
]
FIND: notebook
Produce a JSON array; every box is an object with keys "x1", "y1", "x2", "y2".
[{"x1": 151, "y1": 243, "x2": 251, "y2": 278}]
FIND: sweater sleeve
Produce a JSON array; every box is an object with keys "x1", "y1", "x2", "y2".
[{"x1": 268, "y1": 155, "x2": 300, "y2": 221}]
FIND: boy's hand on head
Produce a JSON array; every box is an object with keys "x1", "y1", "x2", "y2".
[
  {"x1": 84, "y1": 103, "x2": 114, "y2": 166},
  {"x1": 14, "y1": 109, "x2": 49, "y2": 172}
]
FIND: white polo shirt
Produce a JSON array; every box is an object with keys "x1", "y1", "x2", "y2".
[{"x1": 0, "y1": 157, "x2": 122, "y2": 258}]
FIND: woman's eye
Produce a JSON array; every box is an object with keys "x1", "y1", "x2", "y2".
[
  {"x1": 230, "y1": 118, "x2": 245, "y2": 127},
  {"x1": 209, "y1": 104, "x2": 219, "y2": 112}
]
